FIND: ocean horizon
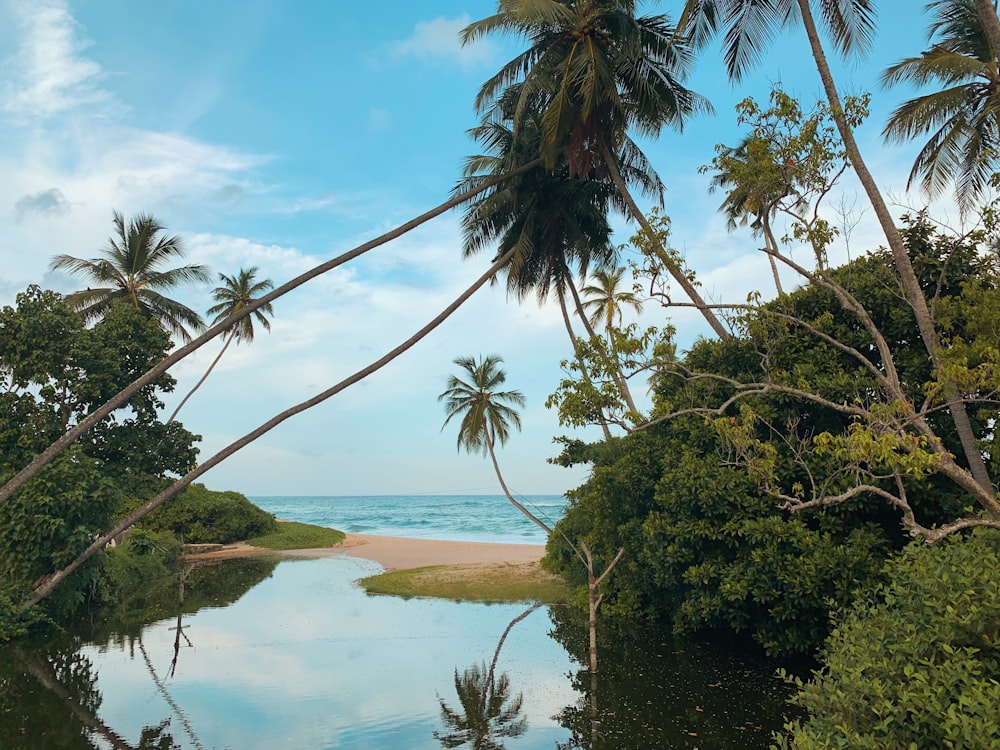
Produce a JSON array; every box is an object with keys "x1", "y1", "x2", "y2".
[{"x1": 249, "y1": 494, "x2": 567, "y2": 545}]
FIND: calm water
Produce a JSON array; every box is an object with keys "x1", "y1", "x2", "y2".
[
  {"x1": 1, "y1": 555, "x2": 796, "y2": 749},
  {"x1": 250, "y1": 495, "x2": 567, "y2": 544}
]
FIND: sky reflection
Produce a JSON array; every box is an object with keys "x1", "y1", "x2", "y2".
[{"x1": 83, "y1": 556, "x2": 575, "y2": 749}]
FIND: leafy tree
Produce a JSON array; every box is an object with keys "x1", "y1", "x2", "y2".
[
  {"x1": 464, "y1": 0, "x2": 729, "y2": 338},
  {"x1": 777, "y1": 532, "x2": 1000, "y2": 748},
  {"x1": 882, "y1": 0, "x2": 1000, "y2": 214},
  {"x1": 168, "y1": 267, "x2": 274, "y2": 422},
  {"x1": 435, "y1": 662, "x2": 527, "y2": 749},
  {"x1": 49, "y1": 210, "x2": 211, "y2": 342},
  {"x1": 680, "y1": 0, "x2": 996, "y2": 499}
]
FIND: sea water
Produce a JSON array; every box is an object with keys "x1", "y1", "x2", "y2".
[{"x1": 249, "y1": 494, "x2": 567, "y2": 545}]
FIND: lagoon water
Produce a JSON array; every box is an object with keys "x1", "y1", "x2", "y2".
[
  {"x1": 0, "y1": 494, "x2": 796, "y2": 749},
  {"x1": 250, "y1": 494, "x2": 567, "y2": 544}
]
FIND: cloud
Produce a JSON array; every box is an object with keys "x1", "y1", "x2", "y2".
[
  {"x1": 14, "y1": 187, "x2": 71, "y2": 220},
  {"x1": 389, "y1": 15, "x2": 500, "y2": 69},
  {"x1": 2, "y1": 0, "x2": 113, "y2": 119}
]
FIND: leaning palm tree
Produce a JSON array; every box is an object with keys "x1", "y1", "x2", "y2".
[
  {"x1": 50, "y1": 211, "x2": 211, "y2": 342},
  {"x1": 882, "y1": 0, "x2": 1000, "y2": 214},
  {"x1": 678, "y1": 0, "x2": 996, "y2": 498},
  {"x1": 439, "y1": 355, "x2": 550, "y2": 534},
  {"x1": 167, "y1": 267, "x2": 274, "y2": 423},
  {"x1": 463, "y1": 1, "x2": 729, "y2": 339}
]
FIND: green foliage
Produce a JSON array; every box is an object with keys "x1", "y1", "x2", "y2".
[
  {"x1": 141, "y1": 483, "x2": 277, "y2": 544},
  {"x1": 94, "y1": 532, "x2": 180, "y2": 606},
  {"x1": 248, "y1": 521, "x2": 344, "y2": 550},
  {"x1": 548, "y1": 215, "x2": 994, "y2": 655},
  {"x1": 778, "y1": 532, "x2": 1000, "y2": 749}
]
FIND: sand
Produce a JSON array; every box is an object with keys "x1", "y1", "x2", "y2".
[{"x1": 185, "y1": 533, "x2": 546, "y2": 572}]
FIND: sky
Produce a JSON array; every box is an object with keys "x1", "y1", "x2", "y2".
[{"x1": 0, "y1": 0, "x2": 951, "y2": 497}]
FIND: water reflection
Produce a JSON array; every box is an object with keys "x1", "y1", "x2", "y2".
[
  {"x1": 435, "y1": 604, "x2": 541, "y2": 748},
  {"x1": 550, "y1": 607, "x2": 798, "y2": 749},
  {"x1": 2, "y1": 556, "x2": 794, "y2": 748}
]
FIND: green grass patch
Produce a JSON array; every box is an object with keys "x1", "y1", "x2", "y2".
[
  {"x1": 247, "y1": 521, "x2": 345, "y2": 550},
  {"x1": 360, "y1": 561, "x2": 568, "y2": 604}
]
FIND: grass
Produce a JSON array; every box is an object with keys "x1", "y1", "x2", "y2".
[
  {"x1": 247, "y1": 521, "x2": 345, "y2": 550},
  {"x1": 359, "y1": 561, "x2": 569, "y2": 604}
]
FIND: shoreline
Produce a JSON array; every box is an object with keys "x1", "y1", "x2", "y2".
[{"x1": 185, "y1": 532, "x2": 547, "y2": 572}]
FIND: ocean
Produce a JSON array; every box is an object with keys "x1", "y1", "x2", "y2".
[{"x1": 249, "y1": 494, "x2": 567, "y2": 545}]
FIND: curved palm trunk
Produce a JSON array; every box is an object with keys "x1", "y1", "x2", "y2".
[
  {"x1": 166, "y1": 333, "x2": 235, "y2": 423},
  {"x1": 600, "y1": 144, "x2": 730, "y2": 340},
  {"x1": 559, "y1": 287, "x2": 613, "y2": 440},
  {"x1": 22, "y1": 249, "x2": 518, "y2": 611},
  {"x1": 796, "y1": 0, "x2": 997, "y2": 508},
  {"x1": 0, "y1": 160, "x2": 540, "y2": 507},
  {"x1": 974, "y1": 0, "x2": 1000, "y2": 61},
  {"x1": 485, "y1": 430, "x2": 552, "y2": 535},
  {"x1": 567, "y1": 277, "x2": 640, "y2": 420}
]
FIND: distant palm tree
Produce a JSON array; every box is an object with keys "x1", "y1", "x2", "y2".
[
  {"x1": 167, "y1": 267, "x2": 274, "y2": 423},
  {"x1": 580, "y1": 267, "x2": 642, "y2": 415},
  {"x1": 50, "y1": 211, "x2": 211, "y2": 342},
  {"x1": 439, "y1": 355, "x2": 550, "y2": 534},
  {"x1": 882, "y1": 0, "x2": 1000, "y2": 213},
  {"x1": 580, "y1": 267, "x2": 643, "y2": 332}
]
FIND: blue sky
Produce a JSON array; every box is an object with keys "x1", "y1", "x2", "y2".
[{"x1": 0, "y1": 1, "x2": 948, "y2": 496}]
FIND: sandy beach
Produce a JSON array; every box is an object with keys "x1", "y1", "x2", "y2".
[{"x1": 188, "y1": 532, "x2": 546, "y2": 572}]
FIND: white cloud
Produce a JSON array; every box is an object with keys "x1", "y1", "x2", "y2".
[
  {"x1": 14, "y1": 186, "x2": 71, "y2": 220},
  {"x1": 2, "y1": 0, "x2": 112, "y2": 119},
  {"x1": 390, "y1": 15, "x2": 500, "y2": 69}
]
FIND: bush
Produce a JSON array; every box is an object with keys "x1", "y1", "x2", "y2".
[
  {"x1": 95, "y1": 531, "x2": 180, "y2": 606},
  {"x1": 776, "y1": 532, "x2": 1000, "y2": 748},
  {"x1": 141, "y1": 484, "x2": 277, "y2": 544}
]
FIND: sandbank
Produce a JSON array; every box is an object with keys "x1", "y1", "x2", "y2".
[{"x1": 186, "y1": 533, "x2": 546, "y2": 572}]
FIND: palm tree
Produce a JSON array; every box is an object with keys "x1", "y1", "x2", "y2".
[
  {"x1": 679, "y1": 0, "x2": 998, "y2": 502},
  {"x1": 882, "y1": 0, "x2": 1000, "y2": 214},
  {"x1": 439, "y1": 355, "x2": 550, "y2": 534},
  {"x1": 463, "y1": 1, "x2": 730, "y2": 339},
  {"x1": 167, "y1": 267, "x2": 275, "y2": 423},
  {"x1": 580, "y1": 267, "x2": 643, "y2": 331},
  {"x1": 581, "y1": 267, "x2": 643, "y2": 415},
  {"x1": 50, "y1": 211, "x2": 211, "y2": 342}
]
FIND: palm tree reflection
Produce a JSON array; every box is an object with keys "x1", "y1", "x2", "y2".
[{"x1": 434, "y1": 603, "x2": 540, "y2": 749}]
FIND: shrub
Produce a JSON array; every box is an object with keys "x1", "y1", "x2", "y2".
[
  {"x1": 776, "y1": 531, "x2": 1000, "y2": 748},
  {"x1": 141, "y1": 484, "x2": 277, "y2": 544}
]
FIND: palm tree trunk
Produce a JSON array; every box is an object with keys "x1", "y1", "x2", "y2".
[
  {"x1": 485, "y1": 431, "x2": 552, "y2": 535},
  {"x1": 796, "y1": 0, "x2": 997, "y2": 508},
  {"x1": 484, "y1": 603, "x2": 541, "y2": 705},
  {"x1": 166, "y1": 333, "x2": 235, "y2": 423},
  {"x1": 0, "y1": 160, "x2": 541, "y2": 507},
  {"x1": 761, "y1": 214, "x2": 784, "y2": 296},
  {"x1": 558, "y1": 289, "x2": 613, "y2": 440},
  {"x1": 22, "y1": 248, "x2": 521, "y2": 611},
  {"x1": 567, "y1": 277, "x2": 640, "y2": 420},
  {"x1": 974, "y1": 0, "x2": 1000, "y2": 61},
  {"x1": 600, "y1": 143, "x2": 730, "y2": 340}
]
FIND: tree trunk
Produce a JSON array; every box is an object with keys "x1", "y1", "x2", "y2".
[
  {"x1": 167, "y1": 333, "x2": 234, "y2": 423},
  {"x1": 579, "y1": 541, "x2": 625, "y2": 674},
  {"x1": 761, "y1": 214, "x2": 784, "y2": 296},
  {"x1": 567, "y1": 277, "x2": 640, "y2": 421},
  {"x1": 486, "y1": 430, "x2": 552, "y2": 535},
  {"x1": 974, "y1": 0, "x2": 1000, "y2": 62},
  {"x1": 558, "y1": 289, "x2": 613, "y2": 440},
  {"x1": 484, "y1": 603, "x2": 541, "y2": 705},
  {"x1": 600, "y1": 143, "x2": 730, "y2": 340},
  {"x1": 21, "y1": 248, "x2": 519, "y2": 611},
  {"x1": 796, "y1": 0, "x2": 996, "y2": 507},
  {"x1": 0, "y1": 160, "x2": 541, "y2": 507}
]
